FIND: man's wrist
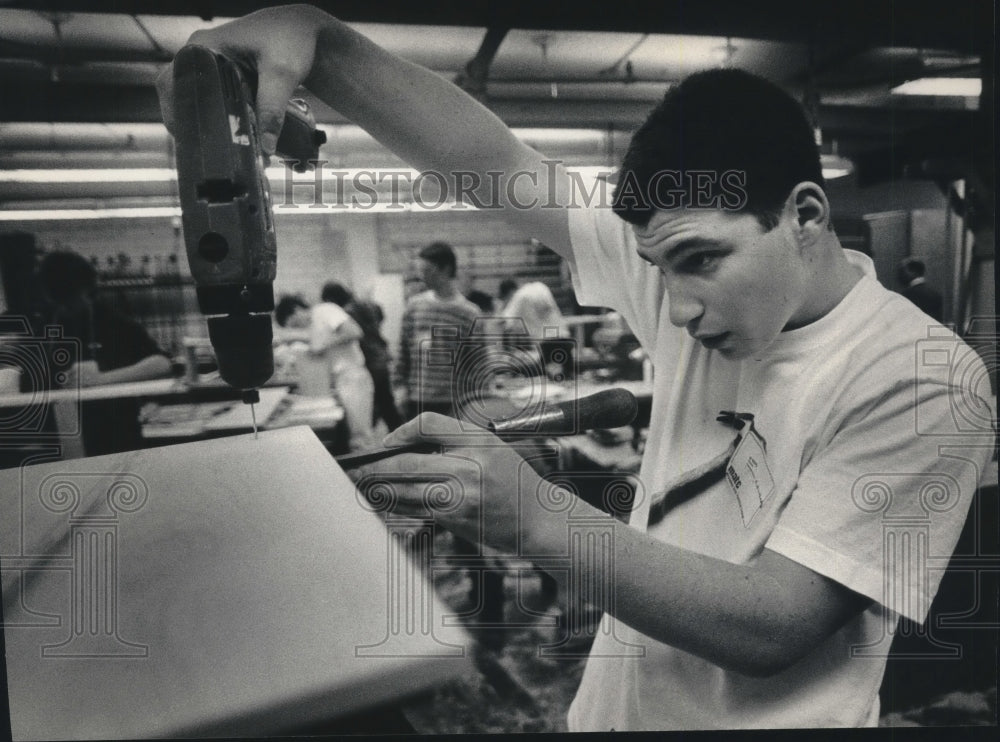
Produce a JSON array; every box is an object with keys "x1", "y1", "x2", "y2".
[{"x1": 521, "y1": 482, "x2": 610, "y2": 558}]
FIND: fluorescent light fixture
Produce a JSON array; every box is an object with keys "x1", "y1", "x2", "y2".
[
  {"x1": 0, "y1": 155, "x2": 838, "y2": 218},
  {"x1": 0, "y1": 202, "x2": 472, "y2": 221},
  {"x1": 0, "y1": 165, "x2": 611, "y2": 184},
  {"x1": 0, "y1": 167, "x2": 388, "y2": 184},
  {"x1": 820, "y1": 154, "x2": 854, "y2": 180},
  {"x1": 0, "y1": 207, "x2": 182, "y2": 221},
  {"x1": 264, "y1": 165, "x2": 422, "y2": 181},
  {"x1": 567, "y1": 166, "x2": 616, "y2": 180},
  {"x1": 822, "y1": 166, "x2": 853, "y2": 180},
  {"x1": 891, "y1": 77, "x2": 981, "y2": 97},
  {"x1": 0, "y1": 168, "x2": 177, "y2": 183}
]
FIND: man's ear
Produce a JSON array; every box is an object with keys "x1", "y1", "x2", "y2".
[{"x1": 785, "y1": 181, "x2": 830, "y2": 245}]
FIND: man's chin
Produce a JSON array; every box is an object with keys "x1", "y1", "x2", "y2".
[
  {"x1": 716, "y1": 345, "x2": 746, "y2": 360},
  {"x1": 693, "y1": 332, "x2": 776, "y2": 359},
  {"x1": 722, "y1": 337, "x2": 780, "y2": 360}
]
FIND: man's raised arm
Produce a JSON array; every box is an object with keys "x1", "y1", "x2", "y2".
[{"x1": 157, "y1": 4, "x2": 573, "y2": 255}]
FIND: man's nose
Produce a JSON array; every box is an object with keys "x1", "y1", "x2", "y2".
[{"x1": 667, "y1": 287, "x2": 703, "y2": 328}]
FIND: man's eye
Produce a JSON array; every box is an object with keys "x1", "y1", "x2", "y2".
[{"x1": 677, "y1": 253, "x2": 720, "y2": 273}]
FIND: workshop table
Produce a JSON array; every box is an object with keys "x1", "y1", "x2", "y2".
[{"x1": 0, "y1": 377, "x2": 348, "y2": 462}]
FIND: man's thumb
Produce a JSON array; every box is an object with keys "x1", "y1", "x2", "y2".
[{"x1": 254, "y1": 73, "x2": 297, "y2": 156}]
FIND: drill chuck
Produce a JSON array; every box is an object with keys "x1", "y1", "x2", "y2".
[{"x1": 207, "y1": 313, "x2": 274, "y2": 391}]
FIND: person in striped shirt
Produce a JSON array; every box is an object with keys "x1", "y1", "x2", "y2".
[{"x1": 395, "y1": 241, "x2": 482, "y2": 420}]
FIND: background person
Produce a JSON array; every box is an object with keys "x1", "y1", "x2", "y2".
[
  {"x1": 275, "y1": 292, "x2": 376, "y2": 452},
  {"x1": 35, "y1": 250, "x2": 171, "y2": 457},
  {"x1": 897, "y1": 257, "x2": 944, "y2": 322},
  {"x1": 460, "y1": 274, "x2": 496, "y2": 314},
  {"x1": 496, "y1": 278, "x2": 519, "y2": 314},
  {"x1": 320, "y1": 281, "x2": 403, "y2": 432},
  {"x1": 395, "y1": 241, "x2": 481, "y2": 420},
  {"x1": 500, "y1": 280, "x2": 573, "y2": 381}
]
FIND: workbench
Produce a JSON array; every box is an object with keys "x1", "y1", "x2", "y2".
[
  {"x1": 139, "y1": 387, "x2": 345, "y2": 442},
  {"x1": 0, "y1": 377, "x2": 348, "y2": 462}
]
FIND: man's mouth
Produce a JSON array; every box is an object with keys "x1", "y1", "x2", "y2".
[{"x1": 695, "y1": 332, "x2": 730, "y2": 349}]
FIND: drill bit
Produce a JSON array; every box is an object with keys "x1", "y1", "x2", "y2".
[{"x1": 241, "y1": 388, "x2": 261, "y2": 439}]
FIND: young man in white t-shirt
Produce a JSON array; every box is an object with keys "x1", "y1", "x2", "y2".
[{"x1": 160, "y1": 6, "x2": 995, "y2": 729}]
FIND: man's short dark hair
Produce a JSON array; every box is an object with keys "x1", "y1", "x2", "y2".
[
  {"x1": 419, "y1": 241, "x2": 457, "y2": 278},
  {"x1": 37, "y1": 250, "x2": 97, "y2": 304},
  {"x1": 498, "y1": 278, "x2": 519, "y2": 302},
  {"x1": 274, "y1": 295, "x2": 309, "y2": 327},
  {"x1": 612, "y1": 68, "x2": 824, "y2": 230},
  {"x1": 321, "y1": 281, "x2": 353, "y2": 307}
]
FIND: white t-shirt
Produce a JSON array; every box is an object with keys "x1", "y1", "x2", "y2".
[
  {"x1": 308, "y1": 302, "x2": 367, "y2": 377},
  {"x1": 564, "y1": 201, "x2": 994, "y2": 730},
  {"x1": 501, "y1": 281, "x2": 566, "y2": 339}
]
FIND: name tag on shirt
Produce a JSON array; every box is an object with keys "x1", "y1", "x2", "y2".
[{"x1": 725, "y1": 425, "x2": 775, "y2": 527}]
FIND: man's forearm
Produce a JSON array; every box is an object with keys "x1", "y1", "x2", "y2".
[{"x1": 526, "y1": 497, "x2": 868, "y2": 677}]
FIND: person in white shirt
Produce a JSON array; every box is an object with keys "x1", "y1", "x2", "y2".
[
  {"x1": 275, "y1": 293, "x2": 376, "y2": 452},
  {"x1": 160, "y1": 8, "x2": 995, "y2": 729},
  {"x1": 500, "y1": 280, "x2": 573, "y2": 381}
]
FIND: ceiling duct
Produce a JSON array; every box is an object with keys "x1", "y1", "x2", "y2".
[
  {"x1": 0, "y1": 122, "x2": 169, "y2": 150},
  {"x1": 455, "y1": 26, "x2": 508, "y2": 101}
]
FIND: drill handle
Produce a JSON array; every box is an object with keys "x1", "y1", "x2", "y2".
[{"x1": 230, "y1": 58, "x2": 327, "y2": 170}]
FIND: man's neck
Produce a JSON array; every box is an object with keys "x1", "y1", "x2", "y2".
[{"x1": 788, "y1": 240, "x2": 863, "y2": 330}]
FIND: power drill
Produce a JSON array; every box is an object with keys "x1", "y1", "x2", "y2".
[{"x1": 171, "y1": 45, "x2": 326, "y2": 407}]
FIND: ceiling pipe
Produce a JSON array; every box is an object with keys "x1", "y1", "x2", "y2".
[
  {"x1": 0, "y1": 55, "x2": 685, "y2": 88},
  {"x1": 455, "y1": 26, "x2": 508, "y2": 102},
  {"x1": 0, "y1": 122, "x2": 169, "y2": 150},
  {"x1": 0, "y1": 150, "x2": 174, "y2": 169},
  {"x1": 486, "y1": 81, "x2": 668, "y2": 101},
  {"x1": 0, "y1": 151, "x2": 173, "y2": 168}
]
